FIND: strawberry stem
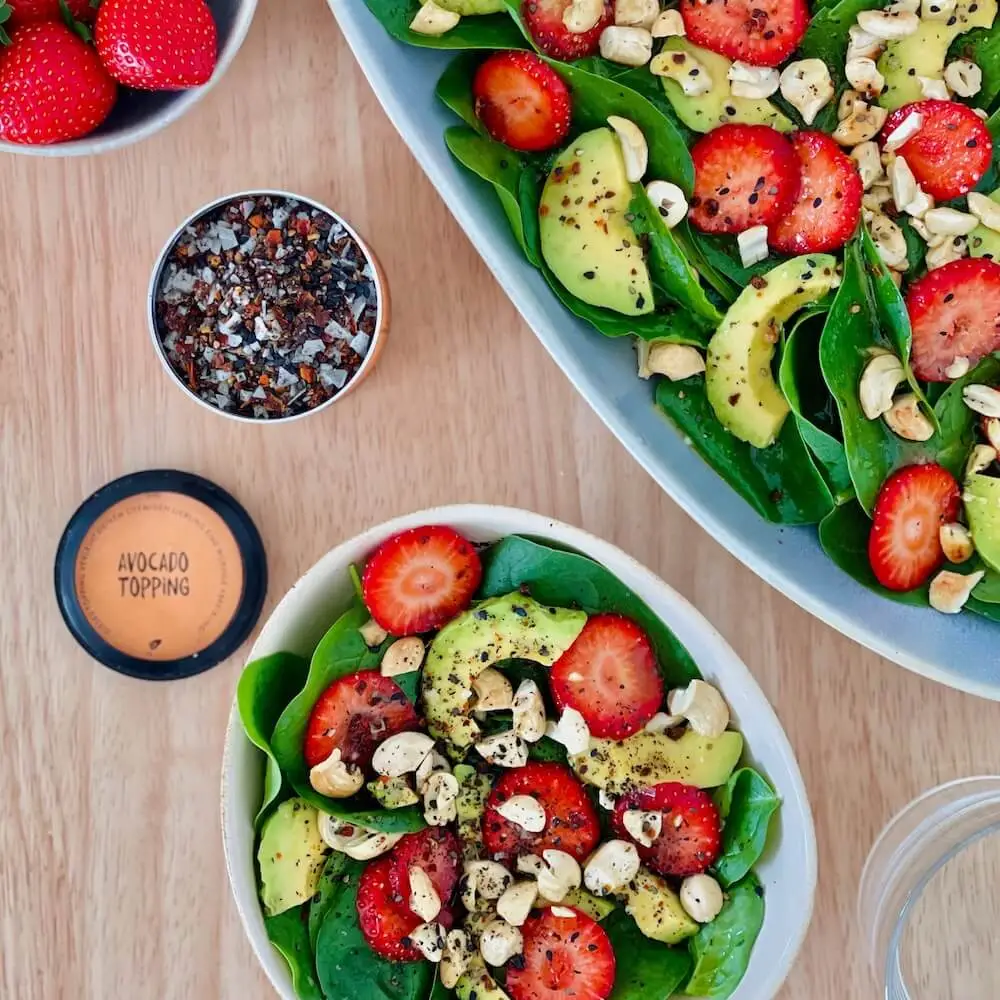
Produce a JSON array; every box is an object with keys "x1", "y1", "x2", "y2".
[
  {"x1": 59, "y1": 0, "x2": 92, "y2": 42},
  {"x1": 0, "y1": 3, "x2": 11, "y2": 47}
]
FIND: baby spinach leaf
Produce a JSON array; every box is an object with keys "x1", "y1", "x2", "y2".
[
  {"x1": 428, "y1": 973, "x2": 454, "y2": 1000},
  {"x1": 270, "y1": 605, "x2": 426, "y2": 833},
  {"x1": 683, "y1": 873, "x2": 766, "y2": 999},
  {"x1": 265, "y1": 904, "x2": 323, "y2": 1000},
  {"x1": 951, "y1": 27, "x2": 1000, "y2": 111},
  {"x1": 684, "y1": 231, "x2": 785, "y2": 290},
  {"x1": 315, "y1": 859, "x2": 434, "y2": 1000},
  {"x1": 238, "y1": 652, "x2": 311, "y2": 827},
  {"x1": 655, "y1": 377, "x2": 836, "y2": 525},
  {"x1": 436, "y1": 52, "x2": 480, "y2": 128},
  {"x1": 973, "y1": 569, "x2": 1000, "y2": 603},
  {"x1": 967, "y1": 596, "x2": 1000, "y2": 621},
  {"x1": 363, "y1": 0, "x2": 525, "y2": 49},
  {"x1": 603, "y1": 908, "x2": 692, "y2": 1000},
  {"x1": 712, "y1": 769, "x2": 780, "y2": 889},
  {"x1": 900, "y1": 216, "x2": 927, "y2": 274},
  {"x1": 932, "y1": 354, "x2": 1000, "y2": 474},
  {"x1": 309, "y1": 853, "x2": 350, "y2": 953},
  {"x1": 672, "y1": 225, "x2": 742, "y2": 305},
  {"x1": 478, "y1": 534, "x2": 701, "y2": 685}
]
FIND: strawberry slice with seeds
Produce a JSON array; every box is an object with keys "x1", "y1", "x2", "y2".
[
  {"x1": 549, "y1": 614, "x2": 663, "y2": 740},
  {"x1": 473, "y1": 51, "x2": 572, "y2": 153},
  {"x1": 680, "y1": 0, "x2": 809, "y2": 67},
  {"x1": 768, "y1": 131, "x2": 863, "y2": 255},
  {"x1": 387, "y1": 827, "x2": 462, "y2": 905},
  {"x1": 303, "y1": 670, "x2": 419, "y2": 769},
  {"x1": 688, "y1": 124, "x2": 800, "y2": 236},
  {"x1": 356, "y1": 856, "x2": 424, "y2": 961},
  {"x1": 906, "y1": 258, "x2": 1000, "y2": 382},
  {"x1": 868, "y1": 464, "x2": 961, "y2": 592},
  {"x1": 612, "y1": 782, "x2": 721, "y2": 877},
  {"x1": 483, "y1": 762, "x2": 600, "y2": 863},
  {"x1": 521, "y1": 0, "x2": 613, "y2": 61},
  {"x1": 880, "y1": 100, "x2": 991, "y2": 201},
  {"x1": 507, "y1": 908, "x2": 616, "y2": 1000},
  {"x1": 362, "y1": 525, "x2": 482, "y2": 636}
]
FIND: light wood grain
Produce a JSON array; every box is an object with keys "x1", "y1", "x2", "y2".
[{"x1": 2, "y1": 2, "x2": 999, "y2": 997}]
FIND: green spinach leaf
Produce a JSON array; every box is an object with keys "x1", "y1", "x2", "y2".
[
  {"x1": 238, "y1": 651, "x2": 311, "y2": 827},
  {"x1": 712, "y1": 769, "x2": 780, "y2": 889},
  {"x1": 950, "y1": 27, "x2": 1000, "y2": 111},
  {"x1": 684, "y1": 874, "x2": 766, "y2": 999},
  {"x1": 604, "y1": 908, "x2": 692, "y2": 1000},
  {"x1": 973, "y1": 569, "x2": 1000, "y2": 603},
  {"x1": 363, "y1": 0, "x2": 525, "y2": 49},
  {"x1": 932, "y1": 354, "x2": 1000, "y2": 474},
  {"x1": 265, "y1": 904, "x2": 323, "y2": 1000},
  {"x1": 309, "y1": 853, "x2": 349, "y2": 953},
  {"x1": 478, "y1": 534, "x2": 700, "y2": 685},
  {"x1": 436, "y1": 51, "x2": 480, "y2": 128}
]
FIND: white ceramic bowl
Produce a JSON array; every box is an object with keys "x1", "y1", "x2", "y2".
[
  {"x1": 221, "y1": 505, "x2": 816, "y2": 1000},
  {"x1": 329, "y1": 3, "x2": 1000, "y2": 699}
]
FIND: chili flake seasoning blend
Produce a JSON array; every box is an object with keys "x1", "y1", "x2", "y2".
[{"x1": 153, "y1": 194, "x2": 382, "y2": 420}]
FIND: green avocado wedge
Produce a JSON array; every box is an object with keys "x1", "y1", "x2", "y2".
[
  {"x1": 965, "y1": 473, "x2": 1000, "y2": 570},
  {"x1": 258, "y1": 798, "x2": 329, "y2": 917}
]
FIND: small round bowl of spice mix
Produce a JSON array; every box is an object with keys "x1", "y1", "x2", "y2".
[{"x1": 149, "y1": 191, "x2": 388, "y2": 422}]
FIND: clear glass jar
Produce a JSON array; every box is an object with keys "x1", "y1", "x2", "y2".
[{"x1": 858, "y1": 776, "x2": 1000, "y2": 1000}]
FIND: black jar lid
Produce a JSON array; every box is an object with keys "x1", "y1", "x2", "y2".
[{"x1": 55, "y1": 470, "x2": 267, "y2": 681}]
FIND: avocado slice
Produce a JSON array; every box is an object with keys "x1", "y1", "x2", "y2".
[
  {"x1": 621, "y1": 868, "x2": 699, "y2": 944},
  {"x1": 455, "y1": 763, "x2": 492, "y2": 858},
  {"x1": 965, "y1": 472, "x2": 1000, "y2": 569},
  {"x1": 706, "y1": 254, "x2": 839, "y2": 449},
  {"x1": 539, "y1": 127, "x2": 655, "y2": 317},
  {"x1": 421, "y1": 592, "x2": 587, "y2": 749},
  {"x1": 367, "y1": 775, "x2": 420, "y2": 809},
  {"x1": 536, "y1": 887, "x2": 617, "y2": 921},
  {"x1": 257, "y1": 798, "x2": 329, "y2": 917},
  {"x1": 879, "y1": 0, "x2": 997, "y2": 111},
  {"x1": 456, "y1": 962, "x2": 512, "y2": 1000},
  {"x1": 570, "y1": 729, "x2": 744, "y2": 795},
  {"x1": 970, "y1": 189, "x2": 1000, "y2": 261},
  {"x1": 657, "y1": 38, "x2": 793, "y2": 133},
  {"x1": 436, "y1": 0, "x2": 504, "y2": 10}
]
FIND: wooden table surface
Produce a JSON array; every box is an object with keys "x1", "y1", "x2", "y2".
[{"x1": 3, "y1": 2, "x2": 998, "y2": 997}]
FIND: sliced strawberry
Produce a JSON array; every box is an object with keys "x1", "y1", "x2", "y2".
[
  {"x1": 303, "y1": 670, "x2": 419, "y2": 770},
  {"x1": 362, "y1": 525, "x2": 482, "y2": 636},
  {"x1": 357, "y1": 856, "x2": 424, "y2": 961},
  {"x1": 768, "y1": 131, "x2": 862, "y2": 254},
  {"x1": 906, "y1": 258, "x2": 1000, "y2": 383},
  {"x1": 507, "y1": 908, "x2": 616, "y2": 1000},
  {"x1": 473, "y1": 51, "x2": 572, "y2": 153},
  {"x1": 549, "y1": 614, "x2": 663, "y2": 740},
  {"x1": 483, "y1": 762, "x2": 600, "y2": 863},
  {"x1": 387, "y1": 827, "x2": 462, "y2": 905},
  {"x1": 679, "y1": 0, "x2": 809, "y2": 67},
  {"x1": 869, "y1": 464, "x2": 961, "y2": 592},
  {"x1": 612, "y1": 782, "x2": 721, "y2": 876},
  {"x1": 880, "y1": 100, "x2": 991, "y2": 201},
  {"x1": 688, "y1": 124, "x2": 799, "y2": 236},
  {"x1": 521, "y1": 0, "x2": 613, "y2": 61}
]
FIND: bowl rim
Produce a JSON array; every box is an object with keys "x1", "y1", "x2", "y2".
[
  {"x1": 0, "y1": 0, "x2": 259, "y2": 159},
  {"x1": 146, "y1": 187, "x2": 387, "y2": 424},
  {"x1": 220, "y1": 503, "x2": 817, "y2": 1000}
]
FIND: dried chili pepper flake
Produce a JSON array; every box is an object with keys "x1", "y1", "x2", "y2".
[{"x1": 154, "y1": 195, "x2": 380, "y2": 420}]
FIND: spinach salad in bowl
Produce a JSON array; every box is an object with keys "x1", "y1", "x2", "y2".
[
  {"x1": 238, "y1": 526, "x2": 781, "y2": 1000},
  {"x1": 361, "y1": 0, "x2": 1000, "y2": 626}
]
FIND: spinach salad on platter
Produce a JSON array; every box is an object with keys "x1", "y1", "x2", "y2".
[
  {"x1": 362, "y1": 0, "x2": 1000, "y2": 623},
  {"x1": 239, "y1": 527, "x2": 781, "y2": 1000}
]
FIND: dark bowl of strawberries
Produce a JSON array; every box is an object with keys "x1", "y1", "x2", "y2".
[{"x1": 0, "y1": 0, "x2": 256, "y2": 156}]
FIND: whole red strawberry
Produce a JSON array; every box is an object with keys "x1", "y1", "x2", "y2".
[
  {"x1": 0, "y1": 22, "x2": 117, "y2": 144},
  {"x1": 4, "y1": 0, "x2": 95, "y2": 29},
  {"x1": 95, "y1": 0, "x2": 217, "y2": 91}
]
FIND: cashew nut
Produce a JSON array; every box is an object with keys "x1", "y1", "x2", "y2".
[
  {"x1": 650, "y1": 48, "x2": 713, "y2": 96},
  {"x1": 869, "y1": 212, "x2": 908, "y2": 270},
  {"x1": 381, "y1": 636, "x2": 425, "y2": 678},
  {"x1": 615, "y1": 0, "x2": 660, "y2": 29},
  {"x1": 623, "y1": 809, "x2": 663, "y2": 847},
  {"x1": 643, "y1": 710, "x2": 685, "y2": 733},
  {"x1": 479, "y1": 919, "x2": 523, "y2": 967},
  {"x1": 929, "y1": 570, "x2": 985, "y2": 614},
  {"x1": 423, "y1": 771, "x2": 460, "y2": 826},
  {"x1": 318, "y1": 815, "x2": 403, "y2": 860},
  {"x1": 944, "y1": 59, "x2": 982, "y2": 98},
  {"x1": 851, "y1": 141, "x2": 883, "y2": 190},
  {"x1": 680, "y1": 874, "x2": 725, "y2": 923},
  {"x1": 637, "y1": 341, "x2": 706, "y2": 381},
  {"x1": 984, "y1": 417, "x2": 1000, "y2": 453},
  {"x1": 599, "y1": 25, "x2": 653, "y2": 66},
  {"x1": 495, "y1": 794, "x2": 547, "y2": 833},
  {"x1": 845, "y1": 56, "x2": 885, "y2": 98},
  {"x1": 563, "y1": 0, "x2": 605, "y2": 33},
  {"x1": 309, "y1": 747, "x2": 364, "y2": 799},
  {"x1": 409, "y1": 866, "x2": 442, "y2": 922},
  {"x1": 847, "y1": 24, "x2": 883, "y2": 61},
  {"x1": 918, "y1": 75, "x2": 951, "y2": 100},
  {"x1": 883, "y1": 393, "x2": 935, "y2": 441},
  {"x1": 475, "y1": 730, "x2": 529, "y2": 768},
  {"x1": 944, "y1": 356, "x2": 971, "y2": 380},
  {"x1": 967, "y1": 192, "x2": 1000, "y2": 233},
  {"x1": 779, "y1": 59, "x2": 834, "y2": 125},
  {"x1": 940, "y1": 523, "x2": 974, "y2": 564},
  {"x1": 903, "y1": 186, "x2": 934, "y2": 219},
  {"x1": 839, "y1": 88, "x2": 861, "y2": 122},
  {"x1": 644, "y1": 180, "x2": 688, "y2": 229},
  {"x1": 925, "y1": 235, "x2": 968, "y2": 270},
  {"x1": 650, "y1": 8, "x2": 685, "y2": 36},
  {"x1": 372, "y1": 732, "x2": 435, "y2": 777},
  {"x1": 440, "y1": 930, "x2": 474, "y2": 989},
  {"x1": 415, "y1": 749, "x2": 451, "y2": 795},
  {"x1": 666, "y1": 680, "x2": 730, "y2": 738},
  {"x1": 360, "y1": 618, "x2": 389, "y2": 647},
  {"x1": 496, "y1": 880, "x2": 539, "y2": 926},
  {"x1": 882, "y1": 110, "x2": 924, "y2": 152},
  {"x1": 925, "y1": 207, "x2": 978, "y2": 237},
  {"x1": 832, "y1": 100, "x2": 888, "y2": 145},
  {"x1": 517, "y1": 850, "x2": 582, "y2": 902},
  {"x1": 859, "y1": 351, "x2": 906, "y2": 420},
  {"x1": 472, "y1": 668, "x2": 514, "y2": 712},
  {"x1": 409, "y1": 0, "x2": 460, "y2": 36},
  {"x1": 607, "y1": 116, "x2": 648, "y2": 184},
  {"x1": 889, "y1": 157, "x2": 917, "y2": 213},
  {"x1": 545, "y1": 706, "x2": 591, "y2": 754},
  {"x1": 967, "y1": 444, "x2": 998, "y2": 477},
  {"x1": 856, "y1": 8, "x2": 920, "y2": 39},
  {"x1": 737, "y1": 225, "x2": 769, "y2": 268},
  {"x1": 462, "y1": 861, "x2": 513, "y2": 911},
  {"x1": 409, "y1": 921, "x2": 446, "y2": 963},
  {"x1": 963, "y1": 384, "x2": 1000, "y2": 419},
  {"x1": 728, "y1": 61, "x2": 780, "y2": 99},
  {"x1": 583, "y1": 840, "x2": 641, "y2": 895}
]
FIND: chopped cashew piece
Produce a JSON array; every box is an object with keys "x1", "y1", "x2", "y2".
[
  {"x1": 869, "y1": 213, "x2": 908, "y2": 269},
  {"x1": 409, "y1": 867, "x2": 443, "y2": 922},
  {"x1": 475, "y1": 730, "x2": 529, "y2": 768},
  {"x1": 963, "y1": 384, "x2": 1000, "y2": 418},
  {"x1": 462, "y1": 861, "x2": 513, "y2": 911},
  {"x1": 415, "y1": 749, "x2": 451, "y2": 795},
  {"x1": 779, "y1": 59, "x2": 834, "y2": 125},
  {"x1": 845, "y1": 56, "x2": 885, "y2": 97},
  {"x1": 637, "y1": 341, "x2": 706, "y2": 381},
  {"x1": 512, "y1": 679, "x2": 547, "y2": 743},
  {"x1": 644, "y1": 710, "x2": 685, "y2": 733},
  {"x1": 985, "y1": 417, "x2": 1000, "y2": 453},
  {"x1": 410, "y1": 1, "x2": 460, "y2": 36},
  {"x1": 410, "y1": 922, "x2": 446, "y2": 963},
  {"x1": 372, "y1": 732, "x2": 435, "y2": 777},
  {"x1": 651, "y1": 8, "x2": 685, "y2": 36},
  {"x1": 496, "y1": 794, "x2": 547, "y2": 833},
  {"x1": 944, "y1": 59, "x2": 982, "y2": 98},
  {"x1": 925, "y1": 207, "x2": 978, "y2": 237},
  {"x1": 839, "y1": 88, "x2": 860, "y2": 121},
  {"x1": 940, "y1": 523, "x2": 974, "y2": 564},
  {"x1": 549, "y1": 906, "x2": 577, "y2": 917},
  {"x1": 832, "y1": 100, "x2": 888, "y2": 145},
  {"x1": 480, "y1": 919, "x2": 524, "y2": 967},
  {"x1": 360, "y1": 618, "x2": 389, "y2": 647},
  {"x1": 851, "y1": 141, "x2": 883, "y2": 190},
  {"x1": 650, "y1": 49, "x2": 713, "y2": 96},
  {"x1": 622, "y1": 809, "x2": 663, "y2": 848},
  {"x1": 737, "y1": 225, "x2": 770, "y2": 268},
  {"x1": 967, "y1": 444, "x2": 998, "y2": 477},
  {"x1": 545, "y1": 706, "x2": 591, "y2": 755},
  {"x1": 667, "y1": 680, "x2": 730, "y2": 738},
  {"x1": 496, "y1": 881, "x2": 539, "y2": 926},
  {"x1": 615, "y1": 0, "x2": 660, "y2": 29},
  {"x1": 584, "y1": 840, "x2": 641, "y2": 895},
  {"x1": 608, "y1": 115, "x2": 648, "y2": 183},
  {"x1": 423, "y1": 771, "x2": 460, "y2": 826},
  {"x1": 310, "y1": 747, "x2": 364, "y2": 799},
  {"x1": 728, "y1": 61, "x2": 780, "y2": 99},
  {"x1": 517, "y1": 850, "x2": 582, "y2": 902},
  {"x1": 472, "y1": 668, "x2": 514, "y2": 712},
  {"x1": 883, "y1": 393, "x2": 935, "y2": 441},
  {"x1": 856, "y1": 8, "x2": 920, "y2": 40},
  {"x1": 903, "y1": 186, "x2": 934, "y2": 219},
  {"x1": 889, "y1": 157, "x2": 917, "y2": 213},
  {"x1": 929, "y1": 570, "x2": 985, "y2": 614},
  {"x1": 318, "y1": 815, "x2": 403, "y2": 860},
  {"x1": 563, "y1": 0, "x2": 606, "y2": 33},
  {"x1": 967, "y1": 192, "x2": 1000, "y2": 232},
  {"x1": 918, "y1": 75, "x2": 951, "y2": 100},
  {"x1": 599, "y1": 25, "x2": 654, "y2": 66},
  {"x1": 882, "y1": 111, "x2": 924, "y2": 152},
  {"x1": 680, "y1": 874, "x2": 725, "y2": 923},
  {"x1": 381, "y1": 636, "x2": 426, "y2": 678},
  {"x1": 944, "y1": 356, "x2": 970, "y2": 380},
  {"x1": 645, "y1": 180, "x2": 689, "y2": 229},
  {"x1": 847, "y1": 24, "x2": 882, "y2": 61},
  {"x1": 440, "y1": 930, "x2": 474, "y2": 989},
  {"x1": 925, "y1": 235, "x2": 968, "y2": 270}
]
